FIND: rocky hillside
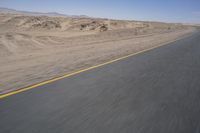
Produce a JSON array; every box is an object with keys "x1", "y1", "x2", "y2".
[{"x1": 0, "y1": 13, "x2": 187, "y2": 33}]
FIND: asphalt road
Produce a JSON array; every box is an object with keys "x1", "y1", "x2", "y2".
[{"x1": 1, "y1": 31, "x2": 200, "y2": 133}]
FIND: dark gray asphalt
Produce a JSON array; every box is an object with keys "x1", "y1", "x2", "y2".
[{"x1": 1, "y1": 31, "x2": 200, "y2": 133}]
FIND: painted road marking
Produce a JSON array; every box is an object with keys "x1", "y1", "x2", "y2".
[{"x1": 0, "y1": 36, "x2": 187, "y2": 99}]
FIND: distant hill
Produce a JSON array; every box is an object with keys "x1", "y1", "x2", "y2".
[{"x1": 0, "y1": 7, "x2": 89, "y2": 18}]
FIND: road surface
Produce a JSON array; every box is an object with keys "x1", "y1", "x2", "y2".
[{"x1": 1, "y1": 31, "x2": 200, "y2": 133}]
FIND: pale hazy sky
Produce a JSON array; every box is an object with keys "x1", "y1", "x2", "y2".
[{"x1": 0, "y1": 0, "x2": 200, "y2": 23}]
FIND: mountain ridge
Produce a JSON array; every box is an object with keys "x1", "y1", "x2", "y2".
[{"x1": 0, "y1": 7, "x2": 89, "y2": 18}]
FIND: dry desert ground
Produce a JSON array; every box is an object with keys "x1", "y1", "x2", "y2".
[{"x1": 0, "y1": 13, "x2": 197, "y2": 93}]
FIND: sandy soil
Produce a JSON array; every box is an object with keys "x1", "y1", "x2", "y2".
[{"x1": 0, "y1": 13, "x2": 196, "y2": 93}]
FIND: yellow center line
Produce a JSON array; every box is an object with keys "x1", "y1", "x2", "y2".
[{"x1": 0, "y1": 37, "x2": 183, "y2": 99}]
